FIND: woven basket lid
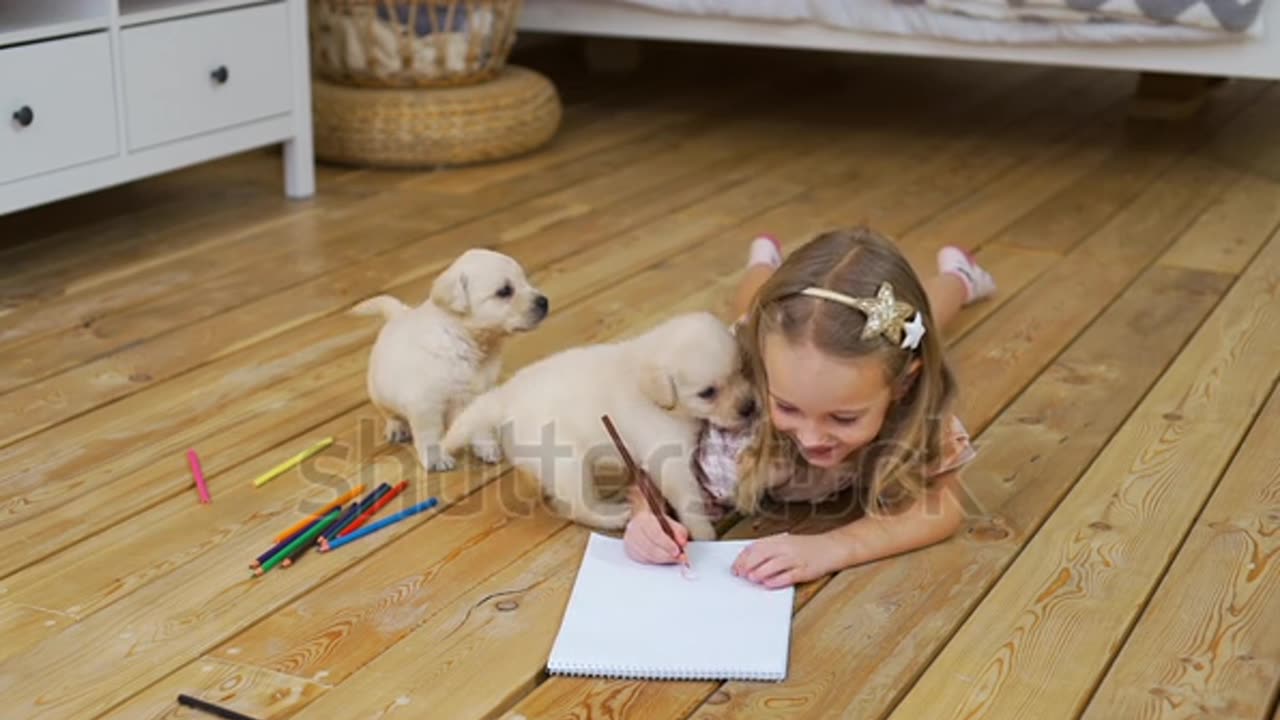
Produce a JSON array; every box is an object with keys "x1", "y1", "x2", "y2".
[{"x1": 313, "y1": 65, "x2": 561, "y2": 168}]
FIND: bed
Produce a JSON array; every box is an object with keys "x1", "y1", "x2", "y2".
[{"x1": 518, "y1": 0, "x2": 1280, "y2": 81}]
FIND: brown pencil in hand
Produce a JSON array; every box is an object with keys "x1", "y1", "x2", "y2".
[{"x1": 600, "y1": 414, "x2": 690, "y2": 569}]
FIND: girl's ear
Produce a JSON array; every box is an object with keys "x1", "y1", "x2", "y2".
[{"x1": 894, "y1": 358, "x2": 923, "y2": 400}]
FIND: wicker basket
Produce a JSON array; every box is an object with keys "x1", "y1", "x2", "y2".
[
  {"x1": 313, "y1": 65, "x2": 561, "y2": 168},
  {"x1": 310, "y1": 0, "x2": 523, "y2": 88}
]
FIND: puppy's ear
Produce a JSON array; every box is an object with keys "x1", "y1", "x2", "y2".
[
  {"x1": 640, "y1": 363, "x2": 678, "y2": 411},
  {"x1": 430, "y1": 266, "x2": 470, "y2": 315}
]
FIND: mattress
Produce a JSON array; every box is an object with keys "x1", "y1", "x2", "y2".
[{"x1": 602, "y1": 0, "x2": 1264, "y2": 44}]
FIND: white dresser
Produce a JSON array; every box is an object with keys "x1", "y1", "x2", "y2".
[{"x1": 0, "y1": 0, "x2": 315, "y2": 216}]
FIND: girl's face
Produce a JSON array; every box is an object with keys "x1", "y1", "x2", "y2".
[{"x1": 761, "y1": 333, "x2": 894, "y2": 468}]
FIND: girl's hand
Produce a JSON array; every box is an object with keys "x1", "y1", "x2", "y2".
[
  {"x1": 732, "y1": 532, "x2": 851, "y2": 588},
  {"x1": 624, "y1": 508, "x2": 690, "y2": 565}
]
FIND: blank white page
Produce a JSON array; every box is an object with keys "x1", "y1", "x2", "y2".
[{"x1": 547, "y1": 532, "x2": 795, "y2": 681}]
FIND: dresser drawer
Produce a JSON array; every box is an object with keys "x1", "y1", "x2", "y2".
[
  {"x1": 0, "y1": 33, "x2": 119, "y2": 185},
  {"x1": 121, "y1": 3, "x2": 293, "y2": 150}
]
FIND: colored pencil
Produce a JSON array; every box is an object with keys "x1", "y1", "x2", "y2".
[
  {"x1": 251, "y1": 437, "x2": 334, "y2": 488},
  {"x1": 321, "y1": 497, "x2": 439, "y2": 553},
  {"x1": 177, "y1": 693, "x2": 260, "y2": 720},
  {"x1": 251, "y1": 514, "x2": 320, "y2": 569},
  {"x1": 339, "y1": 481, "x2": 408, "y2": 537},
  {"x1": 318, "y1": 502, "x2": 362, "y2": 543},
  {"x1": 317, "y1": 484, "x2": 390, "y2": 551},
  {"x1": 255, "y1": 508, "x2": 339, "y2": 576},
  {"x1": 187, "y1": 449, "x2": 211, "y2": 504},
  {"x1": 601, "y1": 414, "x2": 690, "y2": 570},
  {"x1": 272, "y1": 483, "x2": 365, "y2": 544}
]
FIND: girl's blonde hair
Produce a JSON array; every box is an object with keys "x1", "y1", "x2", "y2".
[{"x1": 734, "y1": 226, "x2": 959, "y2": 515}]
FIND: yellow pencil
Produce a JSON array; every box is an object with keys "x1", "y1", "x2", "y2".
[{"x1": 252, "y1": 437, "x2": 335, "y2": 488}]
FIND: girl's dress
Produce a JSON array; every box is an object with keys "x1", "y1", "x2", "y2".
[{"x1": 692, "y1": 414, "x2": 978, "y2": 520}]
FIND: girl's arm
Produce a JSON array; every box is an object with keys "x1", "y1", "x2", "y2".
[
  {"x1": 832, "y1": 471, "x2": 967, "y2": 566},
  {"x1": 733, "y1": 471, "x2": 968, "y2": 588}
]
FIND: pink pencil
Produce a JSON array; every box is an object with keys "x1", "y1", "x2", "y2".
[{"x1": 188, "y1": 449, "x2": 211, "y2": 504}]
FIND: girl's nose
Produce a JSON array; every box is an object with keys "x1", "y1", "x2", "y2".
[{"x1": 795, "y1": 425, "x2": 828, "y2": 447}]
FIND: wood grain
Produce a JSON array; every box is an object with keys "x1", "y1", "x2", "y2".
[
  {"x1": 949, "y1": 152, "x2": 1240, "y2": 435},
  {"x1": 1080, "y1": 384, "x2": 1280, "y2": 720},
  {"x1": 1158, "y1": 172, "x2": 1280, "y2": 275},
  {"x1": 0, "y1": 105, "x2": 782, "y2": 447},
  {"x1": 994, "y1": 81, "x2": 1267, "y2": 254},
  {"x1": 284, "y1": 526, "x2": 589, "y2": 720},
  {"x1": 0, "y1": 603, "x2": 70, "y2": 665},
  {"x1": 206, "y1": 473, "x2": 565, "y2": 686},
  {"x1": 97, "y1": 657, "x2": 328, "y2": 720},
  {"x1": 886, "y1": 225, "x2": 1280, "y2": 720}
]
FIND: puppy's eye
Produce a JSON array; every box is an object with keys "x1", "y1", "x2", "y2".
[
  {"x1": 697, "y1": 386, "x2": 718, "y2": 400},
  {"x1": 495, "y1": 283, "x2": 514, "y2": 299}
]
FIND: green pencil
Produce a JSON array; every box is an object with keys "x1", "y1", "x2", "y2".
[{"x1": 254, "y1": 508, "x2": 340, "y2": 577}]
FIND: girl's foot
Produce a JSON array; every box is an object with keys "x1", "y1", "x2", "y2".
[
  {"x1": 748, "y1": 234, "x2": 783, "y2": 269},
  {"x1": 938, "y1": 246, "x2": 996, "y2": 305}
]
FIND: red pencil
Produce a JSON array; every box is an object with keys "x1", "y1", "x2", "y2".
[{"x1": 338, "y1": 481, "x2": 408, "y2": 538}]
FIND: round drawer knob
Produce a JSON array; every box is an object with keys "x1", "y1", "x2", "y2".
[
  {"x1": 211, "y1": 66, "x2": 229, "y2": 85},
  {"x1": 12, "y1": 106, "x2": 34, "y2": 128}
]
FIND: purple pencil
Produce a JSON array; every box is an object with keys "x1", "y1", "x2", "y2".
[{"x1": 250, "y1": 514, "x2": 322, "y2": 569}]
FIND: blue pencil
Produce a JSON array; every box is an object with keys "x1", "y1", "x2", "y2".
[{"x1": 321, "y1": 497, "x2": 439, "y2": 552}]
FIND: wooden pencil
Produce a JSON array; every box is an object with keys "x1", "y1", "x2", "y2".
[
  {"x1": 600, "y1": 414, "x2": 689, "y2": 568},
  {"x1": 338, "y1": 480, "x2": 408, "y2": 537},
  {"x1": 255, "y1": 509, "x2": 339, "y2": 576},
  {"x1": 251, "y1": 436, "x2": 334, "y2": 488},
  {"x1": 272, "y1": 483, "x2": 365, "y2": 544}
]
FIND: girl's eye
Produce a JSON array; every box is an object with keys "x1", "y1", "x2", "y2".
[
  {"x1": 831, "y1": 415, "x2": 861, "y2": 426},
  {"x1": 697, "y1": 386, "x2": 718, "y2": 400},
  {"x1": 772, "y1": 399, "x2": 798, "y2": 414},
  {"x1": 495, "y1": 283, "x2": 514, "y2": 298}
]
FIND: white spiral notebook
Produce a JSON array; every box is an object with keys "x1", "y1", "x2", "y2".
[{"x1": 547, "y1": 532, "x2": 795, "y2": 681}]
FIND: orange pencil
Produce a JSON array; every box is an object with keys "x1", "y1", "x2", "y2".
[
  {"x1": 338, "y1": 481, "x2": 408, "y2": 538},
  {"x1": 273, "y1": 484, "x2": 364, "y2": 544}
]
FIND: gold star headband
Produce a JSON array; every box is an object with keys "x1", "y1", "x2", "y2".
[{"x1": 800, "y1": 281, "x2": 926, "y2": 350}]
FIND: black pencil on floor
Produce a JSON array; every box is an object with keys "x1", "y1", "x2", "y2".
[{"x1": 177, "y1": 693, "x2": 260, "y2": 720}]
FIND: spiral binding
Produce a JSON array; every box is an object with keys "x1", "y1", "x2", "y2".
[{"x1": 547, "y1": 661, "x2": 784, "y2": 682}]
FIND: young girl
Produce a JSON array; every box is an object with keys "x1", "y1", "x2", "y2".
[{"x1": 623, "y1": 226, "x2": 997, "y2": 588}]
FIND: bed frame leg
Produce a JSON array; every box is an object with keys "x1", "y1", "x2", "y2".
[
  {"x1": 1129, "y1": 72, "x2": 1227, "y2": 120},
  {"x1": 583, "y1": 37, "x2": 642, "y2": 73}
]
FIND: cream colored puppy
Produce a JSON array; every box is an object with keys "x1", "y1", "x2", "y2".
[
  {"x1": 440, "y1": 311, "x2": 756, "y2": 541},
  {"x1": 351, "y1": 249, "x2": 549, "y2": 472}
]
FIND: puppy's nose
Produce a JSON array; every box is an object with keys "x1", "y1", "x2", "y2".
[
  {"x1": 534, "y1": 294, "x2": 549, "y2": 315},
  {"x1": 738, "y1": 398, "x2": 757, "y2": 419}
]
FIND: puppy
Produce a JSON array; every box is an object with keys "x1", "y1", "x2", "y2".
[
  {"x1": 351, "y1": 248, "x2": 549, "y2": 472},
  {"x1": 440, "y1": 311, "x2": 756, "y2": 541}
]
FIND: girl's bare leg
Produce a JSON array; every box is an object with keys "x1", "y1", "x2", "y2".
[
  {"x1": 731, "y1": 235, "x2": 784, "y2": 321},
  {"x1": 733, "y1": 264, "x2": 777, "y2": 320},
  {"x1": 923, "y1": 272, "x2": 968, "y2": 332},
  {"x1": 931, "y1": 246, "x2": 997, "y2": 332}
]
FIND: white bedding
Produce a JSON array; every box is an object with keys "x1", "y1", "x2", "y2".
[{"x1": 602, "y1": 0, "x2": 1260, "y2": 44}]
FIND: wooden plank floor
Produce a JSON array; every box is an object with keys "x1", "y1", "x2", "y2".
[{"x1": 2, "y1": 39, "x2": 1278, "y2": 720}]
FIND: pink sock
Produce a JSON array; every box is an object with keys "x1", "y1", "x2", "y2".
[
  {"x1": 748, "y1": 234, "x2": 783, "y2": 269},
  {"x1": 937, "y1": 246, "x2": 996, "y2": 304}
]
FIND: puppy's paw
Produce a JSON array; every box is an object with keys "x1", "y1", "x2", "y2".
[
  {"x1": 385, "y1": 421, "x2": 412, "y2": 444},
  {"x1": 422, "y1": 448, "x2": 457, "y2": 473},
  {"x1": 472, "y1": 442, "x2": 503, "y2": 465}
]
